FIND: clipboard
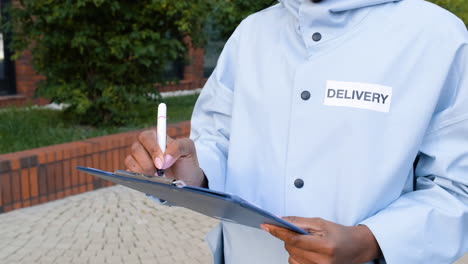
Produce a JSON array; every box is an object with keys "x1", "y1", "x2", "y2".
[{"x1": 77, "y1": 166, "x2": 308, "y2": 235}]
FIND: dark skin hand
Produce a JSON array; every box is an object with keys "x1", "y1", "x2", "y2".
[
  {"x1": 261, "y1": 217, "x2": 381, "y2": 264},
  {"x1": 124, "y1": 129, "x2": 208, "y2": 187}
]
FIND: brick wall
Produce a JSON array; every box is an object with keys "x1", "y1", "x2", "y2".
[
  {"x1": 0, "y1": 43, "x2": 206, "y2": 107},
  {"x1": 0, "y1": 121, "x2": 191, "y2": 214},
  {"x1": 15, "y1": 50, "x2": 45, "y2": 98},
  {"x1": 0, "y1": 50, "x2": 47, "y2": 108}
]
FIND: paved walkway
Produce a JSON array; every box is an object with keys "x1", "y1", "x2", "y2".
[
  {"x1": 0, "y1": 186, "x2": 467, "y2": 264},
  {"x1": 0, "y1": 186, "x2": 218, "y2": 264}
]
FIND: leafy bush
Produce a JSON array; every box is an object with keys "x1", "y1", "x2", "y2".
[
  {"x1": 3, "y1": 0, "x2": 207, "y2": 126},
  {"x1": 211, "y1": 0, "x2": 274, "y2": 40}
]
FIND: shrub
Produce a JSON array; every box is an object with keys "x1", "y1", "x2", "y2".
[{"x1": 3, "y1": 0, "x2": 207, "y2": 126}]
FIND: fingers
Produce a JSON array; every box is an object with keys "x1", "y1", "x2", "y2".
[
  {"x1": 130, "y1": 142, "x2": 155, "y2": 174},
  {"x1": 263, "y1": 224, "x2": 323, "y2": 251},
  {"x1": 282, "y1": 217, "x2": 331, "y2": 236},
  {"x1": 282, "y1": 217, "x2": 325, "y2": 231},
  {"x1": 124, "y1": 155, "x2": 144, "y2": 173},
  {"x1": 288, "y1": 257, "x2": 301, "y2": 264},
  {"x1": 285, "y1": 245, "x2": 324, "y2": 264},
  {"x1": 138, "y1": 130, "x2": 164, "y2": 169},
  {"x1": 162, "y1": 138, "x2": 196, "y2": 169}
]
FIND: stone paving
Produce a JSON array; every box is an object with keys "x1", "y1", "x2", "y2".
[
  {"x1": 0, "y1": 186, "x2": 218, "y2": 264},
  {"x1": 0, "y1": 185, "x2": 467, "y2": 264}
]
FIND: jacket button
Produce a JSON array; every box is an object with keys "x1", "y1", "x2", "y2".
[
  {"x1": 311, "y1": 0, "x2": 322, "y2": 2},
  {"x1": 301, "y1": 91, "x2": 311, "y2": 100},
  {"x1": 312, "y1": 32, "x2": 322, "y2": 41},
  {"x1": 294, "y1": 179, "x2": 304, "y2": 189}
]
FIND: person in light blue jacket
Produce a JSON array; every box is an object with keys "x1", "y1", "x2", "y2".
[{"x1": 126, "y1": 0, "x2": 468, "y2": 263}]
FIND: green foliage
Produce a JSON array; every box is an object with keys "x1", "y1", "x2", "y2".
[
  {"x1": 0, "y1": 93, "x2": 199, "y2": 154},
  {"x1": 429, "y1": 0, "x2": 468, "y2": 27},
  {"x1": 211, "y1": 0, "x2": 274, "y2": 40},
  {"x1": 2, "y1": 0, "x2": 207, "y2": 126}
]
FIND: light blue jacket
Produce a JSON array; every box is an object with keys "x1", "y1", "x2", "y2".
[{"x1": 190, "y1": 0, "x2": 468, "y2": 263}]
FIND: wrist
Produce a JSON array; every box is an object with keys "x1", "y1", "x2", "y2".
[{"x1": 350, "y1": 225, "x2": 382, "y2": 264}]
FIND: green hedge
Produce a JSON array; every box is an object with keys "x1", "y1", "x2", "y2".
[{"x1": 3, "y1": 0, "x2": 207, "y2": 126}]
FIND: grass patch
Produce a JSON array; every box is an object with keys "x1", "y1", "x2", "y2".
[{"x1": 0, "y1": 94, "x2": 199, "y2": 154}]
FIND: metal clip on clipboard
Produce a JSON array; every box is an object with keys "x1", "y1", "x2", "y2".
[{"x1": 113, "y1": 170, "x2": 187, "y2": 188}]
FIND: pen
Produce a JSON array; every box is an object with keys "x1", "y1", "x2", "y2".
[{"x1": 156, "y1": 103, "x2": 166, "y2": 176}]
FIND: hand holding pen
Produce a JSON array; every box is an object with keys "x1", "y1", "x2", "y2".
[{"x1": 124, "y1": 103, "x2": 208, "y2": 187}]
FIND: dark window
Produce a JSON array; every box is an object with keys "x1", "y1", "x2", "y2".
[
  {"x1": 0, "y1": 0, "x2": 16, "y2": 96},
  {"x1": 164, "y1": 59, "x2": 184, "y2": 81},
  {"x1": 203, "y1": 18, "x2": 225, "y2": 78}
]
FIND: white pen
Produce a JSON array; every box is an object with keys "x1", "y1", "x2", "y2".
[{"x1": 156, "y1": 103, "x2": 167, "y2": 176}]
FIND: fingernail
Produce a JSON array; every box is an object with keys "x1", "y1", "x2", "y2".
[
  {"x1": 155, "y1": 157, "x2": 163, "y2": 169},
  {"x1": 162, "y1": 154, "x2": 175, "y2": 169}
]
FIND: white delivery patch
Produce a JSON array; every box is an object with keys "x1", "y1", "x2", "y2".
[{"x1": 324, "y1": 80, "x2": 392, "y2": 113}]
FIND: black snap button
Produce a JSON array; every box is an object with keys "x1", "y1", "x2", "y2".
[
  {"x1": 294, "y1": 179, "x2": 304, "y2": 189},
  {"x1": 311, "y1": 0, "x2": 322, "y2": 2},
  {"x1": 301, "y1": 91, "x2": 311, "y2": 100},
  {"x1": 312, "y1": 32, "x2": 322, "y2": 42}
]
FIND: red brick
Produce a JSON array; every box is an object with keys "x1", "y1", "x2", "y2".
[
  {"x1": 55, "y1": 150, "x2": 64, "y2": 161},
  {"x1": 10, "y1": 159, "x2": 20, "y2": 170},
  {"x1": 0, "y1": 173, "x2": 11, "y2": 207},
  {"x1": 38, "y1": 165, "x2": 47, "y2": 196},
  {"x1": 38, "y1": 152, "x2": 47, "y2": 165},
  {"x1": 113, "y1": 149, "x2": 120, "y2": 171},
  {"x1": 55, "y1": 162, "x2": 64, "y2": 192},
  {"x1": 4, "y1": 205, "x2": 12, "y2": 212},
  {"x1": 22, "y1": 200, "x2": 31, "y2": 207},
  {"x1": 63, "y1": 148, "x2": 71, "y2": 159},
  {"x1": 0, "y1": 120, "x2": 194, "y2": 213},
  {"x1": 92, "y1": 152, "x2": 99, "y2": 169},
  {"x1": 48, "y1": 193, "x2": 56, "y2": 201},
  {"x1": 78, "y1": 157, "x2": 86, "y2": 185},
  {"x1": 105, "y1": 150, "x2": 113, "y2": 171},
  {"x1": 39, "y1": 196, "x2": 47, "y2": 203},
  {"x1": 98, "y1": 152, "x2": 109, "y2": 171},
  {"x1": 30, "y1": 167, "x2": 39, "y2": 198},
  {"x1": 21, "y1": 169, "x2": 30, "y2": 200},
  {"x1": 11, "y1": 171, "x2": 21, "y2": 204},
  {"x1": 120, "y1": 148, "x2": 126, "y2": 171},
  {"x1": 85, "y1": 154, "x2": 93, "y2": 183},
  {"x1": 71, "y1": 158, "x2": 78, "y2": 187},
  {"x1": 63, "y1": 160, "x2": 71, "y2": 189},
  {"x1": 46, "y1": 163, "x2": 56, "y2": 195},
  {"x1": 31, "y1": 198, "x2": 39, "y2": 205}
]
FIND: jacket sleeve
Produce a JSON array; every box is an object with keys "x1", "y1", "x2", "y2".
[
  {"x1": 360, "y1": 44, "x2": 468, "y2": 263},
  {"x1": 189, "y1": 24, "x2": 242, "y2": 192}
]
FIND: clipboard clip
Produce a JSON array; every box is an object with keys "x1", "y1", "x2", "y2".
[{"x1": 114, "y1": 170, "x2": 186, "y2": 188}]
